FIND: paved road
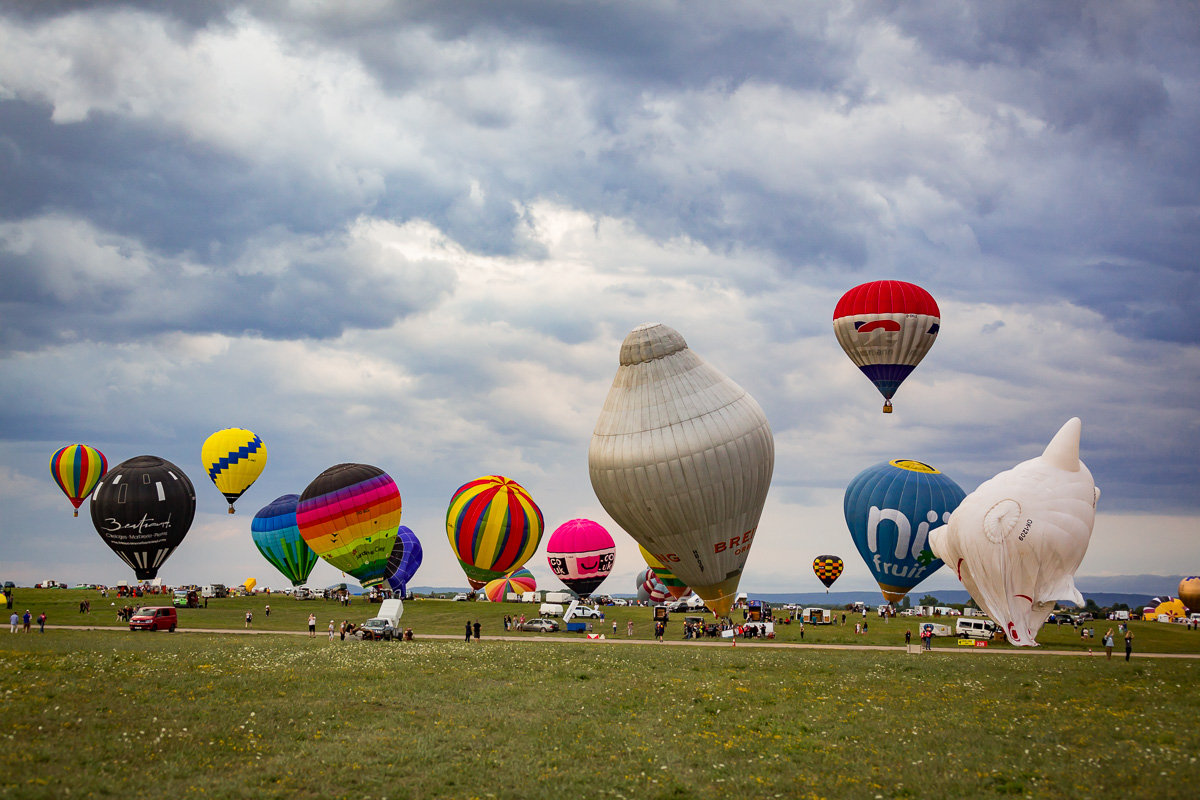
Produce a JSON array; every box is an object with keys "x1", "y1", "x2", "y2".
[{"x1": 41, "y1": 624, "x2": 1200, "y2": 658}]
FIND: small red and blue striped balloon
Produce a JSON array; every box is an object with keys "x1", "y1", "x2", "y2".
[
  {"x1": 833, "y1": 280, "x2": 940, "y2": 413},
  {"x1": 50, "y1": 444, "x2": 108, "y2": 517}
]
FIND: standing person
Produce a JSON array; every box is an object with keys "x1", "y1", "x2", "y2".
[
  {"x1": 627, "y1": 619, "x2": 634, "y2": 637},
  {"x1": 339, "y1": 620, "x2": 346, "y2": 641},
  {"x1": 37, "y1": 612, "x2": 46, "y2": 633},
  {"x1": 265, "y1": 604, "x2": 271, "y2": 618},
  {"x1": 905, "y1": 629, "x2": 912, "y2": 645},
  {"x1": 841, "y1": 613, "x2": 846, "y2": 626},
  {"x1": 9, "y1": 611, "x2": 17, "y2": 633},
  {"x1": 465, "y1": 620, "x2": 472, "y2": 643},
  {"x1": 327, "y1": 620, "x2": 335, "y2": 640},
  {"x1": 23, "y1": 610, "x2": 31, "y2": 632},
  {"x1": 855, "y1": 622, "x2": 861, "y2": 635},
  {"x1": 799, "y1": 622, "x2": 805, "y2": 641},
  {"x1": 1125, "y1": 628, "x2": 1134, "y2": 661},
  {"x1": 245, "y1": 611, "x2": 252, "y2": 629},
  {"x1": 612, "y1": 619, "x2": 617, "y2": 635},
  {"x1": 308, "y1": 613, "x2": 317, "y2": 638},
  {"x1": 1104, "y1": 628, "x2": 1115, "y2": 660},
  {"x1": 473, "y1": 620, "x2": 481, "y2": 642},
  {"x1": 863, "y1": 621, "x2": 868, "y2": 635}
]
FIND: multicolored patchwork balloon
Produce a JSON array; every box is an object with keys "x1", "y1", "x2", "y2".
[
  {"x1": 297, "y1": 463, "x2": 402, "y2": 588},
  {"x1": 50, "y1": 444, "x2": 107, "y2": 517},
  {"x1": 483, "y1": 567, "x2": 537, "y2": 603},
  {"x1": 201, "y1": 428, "x2": 267, "y2": 513},
  {"x1": 638, "y1": 544, "x2": 688, "y2": 600},
  {"x1": 446, "y1": 475, "x2": 544, "y2": 590},
  {"x1": 833, "y1": 280, "x2": 940, "y2": 413},
  {"x1": 251, "y1": 494, "x2": 319, "y2": 587},
  {"x1": 812, "y1": 555, "x2": 844, "y2": 591},
  {"x1": 637, "y1": 567, "x2": 670, "y2": 605},
  {"x1": 383, "y1": 526, "x2": 423, "y2": 596},
  {"x1": 546, "y1": 519, "x2": 616, "y2": 597}
]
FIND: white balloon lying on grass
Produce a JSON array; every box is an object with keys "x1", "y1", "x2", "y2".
[
  {"x1": 929, "y1": 418, "x2": 1099, "y2": 647},
  {"x1": 589, "y1": 323, "x2": 775, "y2": 617}
]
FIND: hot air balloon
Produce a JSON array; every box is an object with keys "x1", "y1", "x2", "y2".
[
  {"x1": 545, "y1": 519, "x2": 616, "y2": 597},
  {"x1": 89, "y1": 455, "x2": 196, "y2": 580},
  {"x1": 296, "y1": 463, "x2": 402, "y2": 588},
  {"x1": 446, "y1": 476, "x2": 544, "y2": 590},
  {"x1": 638, "y1": 544, "x2": 688, "y2": 600},
  {"x1": 929, "y1": 419, "x2": 1099, "y2": 647},
  {"x1": 590, "y1": 323, "x2": 775, "y2": 617},
  {"x1": 845, "y1": 459, "x2": 966, "y2": 604},
  {"x1": 636, "y1": 567, "x2": 670, "y2": 605},
  {"x1": 383, "y1": 527, "x2": 424, "y2": 597},
  {"x1": 251, "y1": 494, "x2": 319, "y2": 587},
  {"x1": 50, "y1": 444, "x2": 107, "y2": 517},
  {"x1": 833, "y1": 280, "x2": 940, "y2": 413},
  {"x1": 1151, "y1": 597, "x2": 1187, "y2": 620},
  {"x1": 812, "y1": 555, "x2": 844, "y2": 592},
  {"x1": 483, "y1": 567, "x2": 537, "y2": 603},
  {"x1": 201, "y1": 428, "x2": 267, "y2": 513},
  {"x1": 1180, "y1": 578, "x2": 1200, "y2": 613}
]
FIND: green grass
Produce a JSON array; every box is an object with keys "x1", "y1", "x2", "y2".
[
  {"x1": 18, "y1": 589, "x2": 1200, "y2": 655},
  {"x1": 1, "y1": 629, "x2": 1198, "y2": 799}
]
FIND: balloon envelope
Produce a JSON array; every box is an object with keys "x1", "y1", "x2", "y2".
[
  {"x1": 50, "y1": 444, "x2": 107, "y2": 516},
  {"x1": 201, "y1": 428, "x2": 267, "y2": 513},
  {"x1": 297, "y1": 463, "x2": 402, "y2": 588},
  {"x1": 844, "y1": 459, "x2": 966, "y2": 604},
  {"x1": 483, "y1": 567, "x2": 537, "y2": 603},
  {"x1": 251, "y1": 494, "x2": 319, "y2": 587},
  {"x1": 813, "y1": 555, "x2": 844, "y2": 590},
  {"x1": 636, "y1": 567, "x2": 669, "y2": 605},
  {"x1": 929, "y1": 418, "x2": 1099, "y2": 647},
  {"x1": 446, "y1": 476, "x2": 544, "y2": 589},
  {"x1": 89, "y1": 455, "x2": 196, "y2": 580},
  {"x1": 590, "y1": 323, "x2": 775, "y2": 617},
  {"x1": 1180, "y1": 578, "x2": 1200, "y2": 613},
  {"x1": 545, "y1": 519, "x2": 616, "y2": 596},
  {"x1": 638, "y1": 544, "x2": 688, "y2": 600},
  {"x1": 833, "y1": 280, "x2": 940, "y2": 412},
  {"x1": 384, "y1": 527, "x2": 423, "y2": 595}
]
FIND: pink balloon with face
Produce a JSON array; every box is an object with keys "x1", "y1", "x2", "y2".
[{"x1": 546, "y1": 519, "x2": 616, "y2": 597}]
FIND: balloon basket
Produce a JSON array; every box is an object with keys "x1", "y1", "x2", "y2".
[
  {"x1": 228, "y1": 507, "x2": 235, "y2": 514},
  {"x1": 73, "y1": 510, "x2": 79, "y2": 518},
  {"x1": 882, "y1": 401, "x2": 893, "y2": 414}
]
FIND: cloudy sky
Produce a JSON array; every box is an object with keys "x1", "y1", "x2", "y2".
[{"x1": 1, "y1": 1, "x2": 1197, "y2": 598}]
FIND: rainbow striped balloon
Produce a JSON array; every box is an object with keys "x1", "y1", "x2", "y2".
[
  {"x1": 446, "y1": 475, "x2": 544, "y2": 589},
  {"x1": 251, "y1": 494, "x2": 320, "y2": 587},
  {"x1": 297, "y1": 463, "x2": 402, "y2": 588},
  {"x1": 50, "y1": 444, "x2": 108, "y2": 517},
  {"x1": 483, "y1": 567, "x2": 538, "y2": 603}
]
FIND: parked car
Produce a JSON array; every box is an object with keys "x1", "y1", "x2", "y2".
[
  {"x1": 129, "y1": 607, "x2": 177, "y2": 632},
  {"x1": 173, "y1": 589, "x2": 200, "y2": 608},
  {"x1": 611, "y1": 598, "x2": 628, "y2": 606},
  {"x1": 452, "y1": 593, "x2": 469, "y2": 601},
  {"x1": 518, "y1": 618, "x2": 560, "y2": 633},
  {"x1": 569, "y1": 605, "x2": 604, "y2": 619}
]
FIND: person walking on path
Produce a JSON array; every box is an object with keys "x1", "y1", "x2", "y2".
[
  {"x1": 473, "y1": 620, "x2": 481, "y2": 642},
  {"x1": 22, "y1": 610, "x2": 31, "y2": 632},
  {"x1": 1125, "y1": 629, "x2": 1134, "y2": 661},
  {"x1": 465, "y1": 620, "x2": 472, "y2": 643},
  {"x1": 327, "y1": 620, "x2": 335, "y2": 641},
  {"x1": 9, "y1": 612, "x2": 17, "y2": 633},
  {"x1": 1104, "y1": 628, "x2": 1115, "y2": 660},
  {"x1": 37, "y1": 612, "x2": 45, "y2": 633},
  {"x1": 308, "y1": 613, "x2": 317, "y2": 637}
]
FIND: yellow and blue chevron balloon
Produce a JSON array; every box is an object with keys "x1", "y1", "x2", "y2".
[{"x1": 201, "y1": 428, "x2": 267, "y2": 513}]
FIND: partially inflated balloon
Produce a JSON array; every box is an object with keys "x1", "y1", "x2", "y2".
[
  {"x1": 1181, "y1": 578, "x2": 1200, "y2": 613},
  {"x1": 297, "y1": 464, "x2": 401, "y2": 588},
  {"x1": 483, "y1": 567, "x2": 537, "y2": 603},
  {"x1": 638, "y1": 544, "x2": 688, "y2": 600},
  {"x1": 636, "y1": 567, "x2": 669, "y2": 605},
  {"x1": 89, "y1": 455, "x2": 196, "y2": 580},
  {"x1": 930, "y1": 419, "x2": 1099, "y2": 647},
  {"x1": 590, "y1": 323, "x2": 775, "y2": 617},
  {"x1": 384, "y1": 527, "x2": 423, "y2": 596},
  {"x1": 251, "y1": 495, "x2": 319, "y2": 587},
  {"x1": 845, "y1": 459, "x2": 965, "y2": 604},
  {"x1": 201, "y1": 428, "x2": 267, "y2": 513},
  {"x1": 446, "y1": 476, "x2": 544, "y2": 590},
  {"x1": 546, "y1": 519, "x2": 616, "y2": 597},
  {"x1": 813, "y1": 555, "x2": 844, "y2": 591},
  {"x1": 50, "y1": 444, "x2": 107, "y2": 517},
  {"x1": 833, "y1": 280, "x2": 940, "y2": 413}
]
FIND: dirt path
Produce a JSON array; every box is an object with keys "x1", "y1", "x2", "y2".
[{"x1": 41, "y1": 624, "x2": 1200, "y2": 658}]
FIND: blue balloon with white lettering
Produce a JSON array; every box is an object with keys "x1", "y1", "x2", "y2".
[{"x1": 844, "y1": 459, "x2": 966, "y2": 604}]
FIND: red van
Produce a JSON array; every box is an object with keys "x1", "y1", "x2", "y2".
[{"x1": 129, "y1": 606, "x2": 177, "y2": 632}]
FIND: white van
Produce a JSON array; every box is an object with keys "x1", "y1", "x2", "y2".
[
  {"x1": 539, "y1": 603, "x2": 565, "y2": 617},
  {"x1": 293, "y1": 587, "x2": 312, "y2": 600},
  {"x1": 920, "y1": 622, "x2": 952, "y2": 638},
  {"x1": 201, "y1": 584, "x2": 227, "y2": 599},
  {"x1": 544, "y1": 592, "x2": 574, "y2": 604},
  {"x1": 956, "y1": 618, "x2": 998, "y2": 640}
]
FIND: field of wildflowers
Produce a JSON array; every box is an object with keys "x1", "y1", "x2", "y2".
[{"x1": 1, "y1": 625, "x2": 1197, "y2": 799}]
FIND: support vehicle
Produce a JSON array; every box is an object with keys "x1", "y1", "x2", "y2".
[
  {"x1": 129, "y1": 606, "x2": 177, "y2": 632},
  {"x1": 955, "y1": 618, "x2": 998, "y2": 640},
  {"x1": 359, "y1": 598, "x2": 404, "y2": 641}
]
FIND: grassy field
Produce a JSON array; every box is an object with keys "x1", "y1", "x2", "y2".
[
  {"x1": 1, "y1": 627, "x2": 1198, "y2": 800},
  {"x1": 15, "y1": 588, "x2": 1200, "y2": 655}
]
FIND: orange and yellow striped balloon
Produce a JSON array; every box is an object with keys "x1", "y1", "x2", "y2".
[
  {"x1": 446, "y1": 476, "x2": 543, "y2": 588},
  {"x1": 50, "y1": 444, "x2": 108, "y2": 517}
]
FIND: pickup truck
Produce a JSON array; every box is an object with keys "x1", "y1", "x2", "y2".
[{"x1": 359, "y1": 599, "x2": 404, "y2": 641}]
